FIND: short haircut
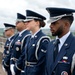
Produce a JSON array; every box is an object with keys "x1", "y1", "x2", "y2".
[{"x1": 61, "y1": 15, "x2": 74, "y2": 25}]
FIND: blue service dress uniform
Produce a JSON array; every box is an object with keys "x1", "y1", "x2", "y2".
[
  {"x1": 2, "y1": 35, "x2": 15, "y2": 75},
  {"x1": 13, "y1": 42, "x2": 26, "y2": 75},
  {"x1": 14, "y1": 50, "x2": 25, "y2": 75},
  {"x1": 10, "y1": 30, "x2": 30, "y2": 75},
  {"x1": 71, "y1": 53, "x2": 75, "y2": 75},
  {"x1": 45, "y1": 33, "x2": 75, "y2": 75},
  {"x1": 72, "y1": 67, "x2": 75, "y2": 75},
  {"x1": 24, "y1": 30, "x2": 50, "y2": 75}
]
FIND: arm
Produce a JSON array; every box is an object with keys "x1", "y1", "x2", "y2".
[
  {"x1": 71, "y1": 53, "x2": 75, "y2": 75},
  {"x1": 14, "y1": 51, "x2": 25, "y2": 73},
  {"x1": 34, "y1": 37, "x2": 50, "y2": 75}
]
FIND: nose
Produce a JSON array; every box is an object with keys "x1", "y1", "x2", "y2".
[
  {"x1": 49, "y1": 24, "x2": 52, "y2": 29},
  {"x1": 25, "y1": 22, "x2": 28, "y2": 25}
]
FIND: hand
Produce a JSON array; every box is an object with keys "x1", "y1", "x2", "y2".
[
  {"x1": 2, "y1": 65, "x2": 6, "y2": 72},
  {"x1": 10, "y1": 64, "x2": 15, "y2": 75}
]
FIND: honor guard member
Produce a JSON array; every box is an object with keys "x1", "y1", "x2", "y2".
[
  {"x1": 45, "y1": 7, "x2": 75, "y2": 75},
  {"x1": 14, "y1": 49, "x2": 26, "y2": 75},
  {"x1": 23, "y1": 10, "x2": 50, "y2": 75},
  {"x1": 71, "y1": 53, "x2": 75, "y2": 75},
  {"x1": 10, "y1": 13, "x2": 31, "y2": 75},
  {"x1": 2, "y1": 23, "x2": 15, "y2": 75}
]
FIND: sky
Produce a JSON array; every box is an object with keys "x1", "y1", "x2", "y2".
[{"x1": 0, "y1": 0, "x2": 75, "y2": 30}]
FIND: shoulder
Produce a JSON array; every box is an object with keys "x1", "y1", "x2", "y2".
[
  {"x1": 13, "y1": 33, "x2": 19, "y2": 38},
  {"x1": 38, "y1": 36, "x2": 51, "y2": 44},
  {"x1": 21, "y1": 34, "x2": 31, "y2": 43}
]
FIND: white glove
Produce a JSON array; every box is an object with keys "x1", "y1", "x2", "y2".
[
  {"x1": 2, "y1": 65, "x2": 6, "y2": 72},
  {"x1": 71, "y1": 53, "x2": 75, "y2": 73},
  {"x1": 10, "y1": 64, "x2": 15, "y2": 75}
]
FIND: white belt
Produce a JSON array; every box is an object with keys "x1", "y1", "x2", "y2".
[{"x1": 25, "y1": 61, "x2": 37, "y2": 67}]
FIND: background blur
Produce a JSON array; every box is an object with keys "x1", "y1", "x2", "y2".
[{"x1": 0, "y1": 0, "x2": 75, "y2": 74}]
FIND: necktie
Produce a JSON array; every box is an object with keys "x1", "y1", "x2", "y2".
[{"x1": 53, "y1": 39, "x2": 60, "y2": 62}]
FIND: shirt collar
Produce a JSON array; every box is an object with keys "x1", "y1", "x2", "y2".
[
  {"x1": 8, "y1": 34, "x2": 14, "y2": 41},
  {"x1": 31, "y1": 29, "x2": 41, "y2": 38},
  {"x1": 56, "y1": 31, "x2": 71, "y2": 45},
  {"x1": 19, "y1": 29, "x2": 27, "y2": 36}
]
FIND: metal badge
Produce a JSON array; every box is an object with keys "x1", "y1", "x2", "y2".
[
  {"x1": 64, "y1": 43, "x2": 68, "y2": 46},
  {"x1": 63, "y1": 56, "x2": 68, "y2": 60},
  {"x1": 61, "y1": 71, "x2": 68, "y2": 75},
  {"x1": 7, "y1": 51, "x2": 9, "y2": 54},
  {"x1": 32, "y1": 44, "x2": 35, "y2": 46},
  {"x1": 35, "y1": 36, "x2": 37, "y2": 38},
  {"x1": 16, "y1": 47, "x2": 19, "y2": 51},
  {"x1": 62, "y1": 56, "x2": 68, "y2": 63},
  {"x1": 15, "y1": 41, "x2": 21, "y2": 45},
  {"x1": 41, "y1": 49, "x2": 46, "y2": 53}
]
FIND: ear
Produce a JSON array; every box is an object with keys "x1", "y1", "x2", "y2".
[
  {"x1": 64, "y1": 20, "x2": 70, "y2": 28},
  {"x1": 36, "y1": 21, "x2": 40, "y2": 26},
  {"x1": 10, "y1": 29, "x2": 13, "y2": 31}
]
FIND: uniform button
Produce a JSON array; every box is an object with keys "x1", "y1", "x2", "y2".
[
  {"x1": 32, "y1": 44, "x2": 35, "y2": 46},
  {"x1": 7, "y1": 51, "x2": 9, "y2": 54},
  {"x1": 16, "y1": 47, "x2": 19, "y2": 51}
]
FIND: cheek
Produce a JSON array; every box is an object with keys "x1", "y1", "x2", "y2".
[
  {"x1": 28, "y1": 23, "x2": 33, "y2": 27},
  {"x1": 16, "y1": 24, "x2": 19, "y2": 27},
  {"x1": 50, "y1": 25, "x2": 56, "y2": 30},
  {"x1": 17, "y1": 22, "x2": 22, "y2": 26},
  {"x1": 27, "y1": 24, "x2": 31, "y2": 27},
  {"x1": 5, "y1": 32, "x2": 9, "y2": 36},
  {"x1": 16, "y1": 24, "x2": 21, "y2": 28},
  {"x1": 26, "y1": 24, "x2": 31, "y2": 30}
]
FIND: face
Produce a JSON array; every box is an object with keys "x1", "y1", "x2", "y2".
[
  {"x1": 5, "y1": 29, "x2": 12, "y2": 37},
  {"x1": 16, "y1": 21, "x2": 25, "y2": 31},
  {"x1": 25, "y1": 20, "x2": 38, "y2": 31},
  {"x1": 50, "y1": 19, "x2": 65, "y2": 37}
]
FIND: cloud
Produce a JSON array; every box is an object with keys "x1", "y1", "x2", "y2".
[
  {"x1": 0, "y1": 0, "x2": 27, "y2": 28},
  {"x1": 0, "y1": 0, "x2": 75, "y2": 29}
]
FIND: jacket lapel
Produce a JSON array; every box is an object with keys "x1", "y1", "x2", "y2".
[
  {"x1": 51, "y1": 33, "x2": 74, "y2": 73},
  {"x1": 48, "y1": 41, "x2": 55, "y2": 70},
  {"x1": 28, "y1": 30, "x2": 43, "y2": 50},
  {"x1": 28, "y1": 37, "x2": 35, "y2": 49}
]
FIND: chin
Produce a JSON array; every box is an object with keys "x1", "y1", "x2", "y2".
[{"x1": 52, "y1": 33, "x2": 56, "y2": 36}]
